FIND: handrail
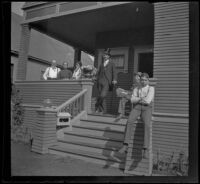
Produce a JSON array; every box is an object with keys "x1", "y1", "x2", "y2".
[{"x1": 55, "y1": 88, "x2": 87, "y2": 113}]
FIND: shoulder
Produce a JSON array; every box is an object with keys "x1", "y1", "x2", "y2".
[
  {"x1": 149, "y1": 86, "x2": 155, "y2": 91},
  {"x1": 45, "y1": 67, "x2": 50, "y2": 72}
]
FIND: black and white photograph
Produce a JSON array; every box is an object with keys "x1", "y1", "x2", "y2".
[{"x1": 2, "y1": 1, "x2": 199, "y2": 183}]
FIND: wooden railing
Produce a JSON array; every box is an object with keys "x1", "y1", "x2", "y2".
[{"x1": 55, "y1": 88, "x2": 87, "y2": 119}]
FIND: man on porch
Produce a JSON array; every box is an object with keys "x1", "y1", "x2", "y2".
[
  {"x1": 118, "y1": 73, "x2": 155, "y2": 159},
  {"x1": 95, "y1": 48, "x2": 117, "y2": 114}
]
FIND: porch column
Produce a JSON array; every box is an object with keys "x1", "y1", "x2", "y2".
[
  {"x1": 16, "y1": 24, "x2": 31, "y2": 80},
  {"x1": 73, "y1": 47, "x2": 81, "y2": 67},
  {"x1": 81, "y1": 79, "x2": 94, "y2": 114},
  {"x1": 32, "y1": 108, "x2": 57, "y2": 154}
]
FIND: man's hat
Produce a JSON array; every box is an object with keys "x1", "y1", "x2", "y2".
[{"x1": 104, "y1": 48, "x2": 111, "y2": 56}]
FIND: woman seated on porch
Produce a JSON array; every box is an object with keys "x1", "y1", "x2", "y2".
[
  {"x1": 57, "y1": 61, "x2": 72, "y2": 80},
  {"x1": 72, "y1": 61, "x2": 82, "y2": 80}
]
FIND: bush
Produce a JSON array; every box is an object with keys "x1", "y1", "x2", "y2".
[
  {"x1": 11, "y1": 86, "x2": 24, "y2": 127},
  {"x1": 153, "y1": 149, "x2": 188, "y2": 176}
]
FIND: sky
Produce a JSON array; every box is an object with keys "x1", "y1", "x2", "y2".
[{"x1": 11, "y1": 2, "x2": 25, "y2": 16}]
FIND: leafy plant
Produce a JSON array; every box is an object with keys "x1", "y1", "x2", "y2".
[
  {"x1": 11, "y1": 85, "x2": 24, "y2": 128},
  {"x1": 153, "y1": 149, "x2": 188, "y2": 176}
]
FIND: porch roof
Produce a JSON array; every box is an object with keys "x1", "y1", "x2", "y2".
[{"x1": 22, "y1": 2, "x2": 154, "y2": 55}]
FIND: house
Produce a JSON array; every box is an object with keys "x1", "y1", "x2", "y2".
[
  {"x1": 11, "y1": 12, "x2": 93, "y2": 82},
  {"x1": 13, "y1": 2, "x2": 199, "y2": 176}
]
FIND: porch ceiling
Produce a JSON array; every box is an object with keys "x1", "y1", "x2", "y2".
[{"x1": 30, "y1": 2, "x2": 154, "y2": 55}]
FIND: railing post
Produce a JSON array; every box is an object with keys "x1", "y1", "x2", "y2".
[
  {"x1": 31, "y1": 107, "x2": 57, "y2": 154},
  {"x1": 81, "y1": 79, "x2": 94, "y2": 114}
]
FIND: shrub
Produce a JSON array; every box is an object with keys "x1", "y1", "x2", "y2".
[{"x1": 153, "y1": 149, "x2": 188, "y2": 176}]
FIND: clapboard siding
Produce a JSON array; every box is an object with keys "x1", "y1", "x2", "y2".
[
  {"x1": 154, "y1": 2, "x2": 189, "y2": 115},
  {"x1": 15, "y1": 81, "x2": 82, "y2": 106},
  {"x1": 152, "y1": 115, "x2": 189, "y2": 161}
]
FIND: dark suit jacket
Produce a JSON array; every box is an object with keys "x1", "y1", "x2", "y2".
[{"x1": 97, "y1": 60, "x2": 117, "y2": 90}]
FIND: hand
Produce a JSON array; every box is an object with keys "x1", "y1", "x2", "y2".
[
  {"x1": 125, "y1": 95, "x2": 130, "y2": 100},
  {"x1": 140, "y1": 98, "x2": 148, "y2": 105},
  {"x1": 112, "y1": 80, "x2": 117, "y2": 85}
]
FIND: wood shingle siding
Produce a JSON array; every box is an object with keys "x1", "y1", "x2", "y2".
[{"x1": 154, "y1": 2, "x2": 189, "y2": 115}]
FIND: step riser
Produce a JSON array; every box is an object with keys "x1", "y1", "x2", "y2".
[
  {"x1": 49, "y1": 149, "x2": 125, "y2": 169},
  {"x1": 57, "y1": 141, "x2": 123, "y2": 155},
  {"x1": 80, "y1": 120, "x2": 125, "y2": 131},
  {"x1": 63, "y1": 134, "x2": 123, "y2": 147},
  {"x1": 71, "y1": 127, "x2": 125, "y2": 140},
  {"x1": 85, "y1": 116, "x2": 127, "y2": 124}
]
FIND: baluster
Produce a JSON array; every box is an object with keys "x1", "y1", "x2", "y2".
[{"x1": 78, "y1": 97, "x2": 80, "y2": 113}]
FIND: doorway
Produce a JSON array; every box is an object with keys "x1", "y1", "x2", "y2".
[{"x1": 134, "y1": 46, "x2": 154, "y2": 78}]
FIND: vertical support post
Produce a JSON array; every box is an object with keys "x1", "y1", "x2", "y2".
[
  {"x1": 31, "y1": 108, "x2": 57, "y2": 154},
  {"x1": 81, "y1": 79, "x2": 94, "y2": 114},
  {"x1": 16, "y1": 24, "x2": 31, "y2": 80},
  {"x1": 73, "y1": 47, "x2": 81, "y2": 67}
]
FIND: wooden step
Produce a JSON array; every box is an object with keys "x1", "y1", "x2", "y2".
[
  {"x1": 79, "y1": 119, "x2": 126, "y2": 131},
  {"x1": 62, "y1": 132, "x2": 123, "y2": 150},
  {"x1": 64, "y1": 131, "x2": 123, "y2": 142},
  {"x1": 71, "y1": 125, "x2": 125, "y2": 140},
  {"x1": 49, "y1": 145, "x2": 126, "y2": 169},
  {"x1": 57, "y1": 138, "x2": 124, "y2": 155},
  {"x1": 84, "y1": 114, "x2": 127, "y2": 125}
]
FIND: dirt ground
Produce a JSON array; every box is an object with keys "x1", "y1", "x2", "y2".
[{"x1": 11, "y1": 141, "x2": 131, "y2": 177}]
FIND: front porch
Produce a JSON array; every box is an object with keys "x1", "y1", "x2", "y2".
[{"x1": 13, "y1": 1, "x2": 191, "y2": 176}]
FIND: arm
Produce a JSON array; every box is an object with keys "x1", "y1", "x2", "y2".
[
  {"x1": 43, "y1": 67, "x2": 49, "y2": 80},
  {"x1": 57, "y1": 71, "x2": 61, "y2": 79},
  {"x1": 69, "y1": 71, "x2": 73, "y2": 79},
  {"x1": 112, "y1": 62, "x2": 117, "y2": 84},
  {"x1": 140, "y1": 86, "x2": 155, "y2": 104},
  {"x1": 130, "y1": 88, "x2": 141, "y2": 104}
]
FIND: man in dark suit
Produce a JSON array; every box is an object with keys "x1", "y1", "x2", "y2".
[{"x1": 95, "y1": 48, "x2": 117, "y2": 114}]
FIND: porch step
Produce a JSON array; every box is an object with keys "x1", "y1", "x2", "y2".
[
  {"x1": 71, "y1": 124, "x2": 125, "y2": 140},
  {"x1": 85, "y1": 113, "x2": 128, "y2": 124},
  {"x1": 64, "y1": 131, "x2": 123, "y2": 142},
  {"x1": 79, "y1": 119, "x2": 126, "y2": 132},
  {"x1": 62, "y1": 131, "x2": 123, "y2": 150},
  {"x1": 49, "y1": 145, "x2": 126, "y2": 169},
  {"x1": 57, "y1": 138, "x2": 124, "y2": 155}
]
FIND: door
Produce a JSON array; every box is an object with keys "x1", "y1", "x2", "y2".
[{"x1": 134, "y1": 47, "x2": 154, "y2": 78}]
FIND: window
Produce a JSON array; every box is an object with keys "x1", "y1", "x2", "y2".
[
  {"x1": 97, "y1": 47, "x2": 129, "y2": 73},
  {"x1": 110, "y1": 55, "x2": 125, "y2": 69}
]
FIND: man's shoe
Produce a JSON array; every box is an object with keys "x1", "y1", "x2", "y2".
[
  {"x1": 118, "y1": 145, "x2": 128, "y2": 154},
  {"x1": 142, "y1": 148, "x2": 149, "y2": 159}
]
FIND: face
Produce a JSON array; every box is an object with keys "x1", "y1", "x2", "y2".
[
  {"x1": 140, "y1": 76, "x2": 149, "y2": 87},
  {"x1": 51, "y1": 60, "x2": 57, "y2": 67},
  {"x1": 63, "y1": 63, "x2": 68, "y2": 69},
  {"x1": 103, "y1": 54, "x2": 110, "y2": 61},
  {"x1": 135, "y1": 75, "x2": 141, "y2": 84}
]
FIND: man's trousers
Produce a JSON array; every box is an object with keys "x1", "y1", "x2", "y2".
[
  {"x1": 123, "y1": 104, "x2": 152, "y2": 149},
  {"x1": 95, "y1": 80, "x2": 109, "y2": 112}
]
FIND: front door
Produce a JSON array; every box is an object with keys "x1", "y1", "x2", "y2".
[{"x1": 134, "y1": 47, "x2": 154, "y2": 78}]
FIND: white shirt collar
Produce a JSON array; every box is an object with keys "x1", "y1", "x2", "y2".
[{"x1": 103, "y1": 59, "x2": 109, "y2": 67}]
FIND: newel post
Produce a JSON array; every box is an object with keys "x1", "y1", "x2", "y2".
[
  {"x1": 31, "y1": 107, "x2": 57, "y2": 154},
  {"x1": 81, "y1": 79, "x2": 94, "y2": 114}
]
